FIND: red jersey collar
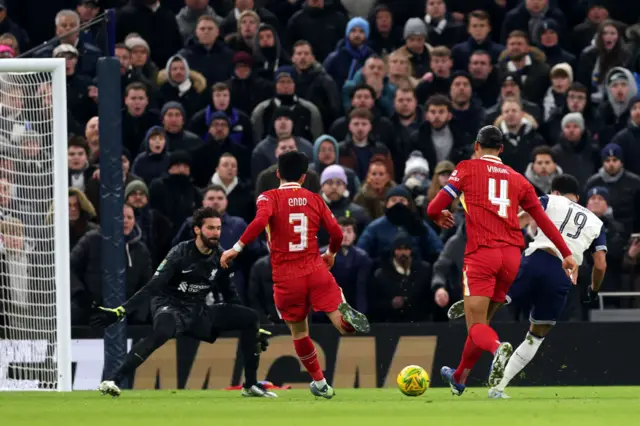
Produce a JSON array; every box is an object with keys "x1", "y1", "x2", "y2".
[
  {"x1": 279, "y1": 183, "x2": 301, "y2": 189},
  {"x1": 480, "y1": 155, "x2": 502, "y2": 164}
]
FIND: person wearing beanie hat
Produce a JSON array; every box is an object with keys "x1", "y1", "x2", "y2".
[
  {"x1": 125, "y1": 179, "x2": 149, "y2": 202},
  {"x1": 159, "y1": 101, "x2": 203, "y2": 154},
  {"x1": 561, "y1": 112, "x2": 585, "y2": 133},
  {"x1": 124, "y1": 33, "x2": 159, "y2": 85},
  {"x1": 274, "y1": 65, "x2": 296, "y2": 84},
  {"x1": 422, "y1": 0, "x2": 465, "y2": 48},
  {"x1": 553, "y1": 111, "x2": 597, "y2": 187},
  {"x1": 404, "y1": 18, "x2": 427, "y2": 41},
  {"x1": 587, "y1": 186, "x2": 610, "y2": 205},
  {"x1": 253, "y1": 24, "x2": 290, "y2": 81},
  {"x1": 486, "y1": 71, "x2": 544, "y2": 126},
  {"x1": 403, "y1": 151, "x2": 430, "y2": 181},
  {"x1": 609, "y1": 95, "x2": 640, "y2": 175},
  {"x1": 323, "y1": 16, "x2": 375, "y2": 90},
  {"x1": 132, "y1": 126, "x2": 170, "y2": 186},
  {"x1": 538, "y1": 20, "x2": 576, "y2": 68},
  {"x1": 543, "y1": 62, "x2": 574, "y2": 121},
  {"x1": 320, "y1": 164, "x2": 348, "y2": 186},
  {"x1": 398, "y1": 18, "x2": 432, "y2": 78}
]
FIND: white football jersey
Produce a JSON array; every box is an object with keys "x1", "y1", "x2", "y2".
[{"x1": 525, "y1": 194, "x2": 607, "y2": 265}]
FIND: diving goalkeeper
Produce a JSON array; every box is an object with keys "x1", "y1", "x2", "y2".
[{"x1": 91, "y1": 207, "x2": 276, "y2": 398}]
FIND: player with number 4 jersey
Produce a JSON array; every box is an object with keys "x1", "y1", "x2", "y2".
[
  {"x1": 426, "y1": 125, "x2": 578, "y2": 396},
  {"x1": 220, "y1": 151, "x2": 370, "y2": 400}
]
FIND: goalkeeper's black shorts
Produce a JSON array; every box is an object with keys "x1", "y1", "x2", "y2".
[{"x1": 151, "y1": 296, "x2": 258, "y2": 343}]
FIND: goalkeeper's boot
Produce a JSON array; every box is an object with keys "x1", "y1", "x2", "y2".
[
  {"x1": 98, "y1": 380, "x2": 121, "y2": 398},
  {"x1": 310, "y1": 382, "x2": 335, "y2": 399},
  {"x1": 241, "y1": 383, "x2": 278, "y2": 398},
  {"x1": 488, "y1": 387, "x2": 511, "y2": 399},
  {"x1": 338, "y1": 302, "x2": 370, "y2": 333},
  {"x1": 440, "y1": 366, "x2": 465, "y2": 396},
  {"x1": 488, "y1": 342, "x2": 514, "y2": 388}
]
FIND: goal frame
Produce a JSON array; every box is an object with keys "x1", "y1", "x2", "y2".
[{"x1": 0, "y1": 58, "x2": 71, "y2": 391}]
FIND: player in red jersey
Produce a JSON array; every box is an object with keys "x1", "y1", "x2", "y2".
[
  {"x1": 426, "y1": 125, "x2": 578, "y2": 395},
  {"x1": 220, "y1": 151, "x2": 370, "y2": 399}
]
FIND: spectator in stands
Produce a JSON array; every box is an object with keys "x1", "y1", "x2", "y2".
[
  {"x1": 598, "y1": 67, "x2": 638, "y2": 145},
  {"x1": 311, "y1": 135, "x2": 360, "y2": 198},
  {"x1": 287, "y1": 0, "x2": 347, "y2": 62},
  {"x1": 189, "y1": 82, "x2": 254, "y2": 149},
  {"x1": 543, "y1": 63, "x2": 573, "y2": 123},
  {"x1": 54, "y1": 43, "x2": 95, "y2": 127},
  {"x1": 329, "y1": 84, "x2": 395, "y2": 145},
  {"x1": 159, "y1": 101, "x2": 203, "y2": 154},
  {"x1": 389, "y1": 87, "x2": 422, "y2": 182},
  {"x1": 227, "y1": 51, "x2": 273, "y2": 115},
  {"x1": 248, "y1": 253, "x2": 276, "y2": 323},
  {"x1": 577, "y1": 20, "x2": 631, "y2": 104},
  {"x1": 68, "y1": 187, "x2": 97, "y2": 250},
  {"x1": 178, "y1": 16, "x2": 234, "y2": 89},
  {"x1": 320, "y1": 217, "x2": 371, "y2": 316},
  {"x1": 449, "y1": 72, "x2": 485, "y2": 136},
  {"x1": 191, "y1": 111, "x2": 249, "y2": 186},
  {"x1": 68, "y1": 136, "x2": 95, "y2": 193},
  {"x1": 623, "y1": 234, "x2": 640, "y2": 309},
  {"x1": 431, "y1": 219, "x2": 465, "y2": 308},
  {"x1": 125, "y1": 33, "x2": 159, "y2": 87},
  {"x1": 115, "y1": 0, "x2": 183, "y2": 67},
  {"x1": 537, "y1": 19, "x2": 575, "y2": 69},
  {"x1": 70, "y1": 204, "x2": 152, "y2": 325},
  {"x1": 115, "y1": 43, "x2": 155, "y2": 103},
  {"x1": 338, "y1": 108, "x2": 394, "y2": 182},
  {"x1": 585, "y1": 144, "x2": 640, "y2": 239},
  {"x1": 370, "y1": 232, "x2": 436, "y2": 323},
  {"x1": 411, "y1": 95, "x2": 471, "y2": 173},
  {"x1": 498, "y1": 30, "x2": 550, "y2": 104},
  {"x1": 14, "y1": 130, "x2": 52, "y2": 215},
  {"x1": 611, "y1": 96, "x2": 640, "y2": 176},
  {"x1": 524, "y1": 145, "x2": 563, "y2": 194},
  {"x1": 84, "y1": 116, "x2": 99, "y2": 158},
  {"x1": 125, "y1": 179, "x2": 172, "y2": 268},
  {"x1": 501, "y1": 0, "x2": 566, "y2": 46},
  {"x1": 252, "y1": 66, "x2": 322, "y2": 142},
  {"x1": 291, "y1": 41, "x2": 342, "y2": 130},
  {"x1": 0, "y1": 2, "x2": 29, "y2": 52},
  {"x1": 451, "y1": 10, "x2": 504, "y2": 70},
  {"x1": 423, "y1": 0, "x2": 465, "y2": 48},
  {"x1": 85, "y1": 148, "x2": 138, "y2": 219},
  {"x1": 255, "y1": 137, "x2": 320, "y2": 195},
  {"x1": 397, "y1": 18, "x2": 431, "y2": 78},
  {"x1": 486, "y1": 73, "x2": 543, "y2": 126},
  {"x1": 366, "y1": 5, "x2": 403, "y2": 56},
  {"x1": 149, "y1": 150, "x2": 202, "y2": 237},
  {"x1": 132, "y1": 126, "x2": 170, "y2": 186},
  {"x1": 220, "y1": 0, "x2": 279, "y2": 38},
  {"x1": 495, "y1": 98, "x2": 545, "y2": 174},
  {"x1": 323, "y1": 16, "x2": 375, "y2": 90},
  {"x1": 122, "y1": 83, "x2": 160, "y2": 157},
  {"x1": 425, "y1": 161, "x2": 459, "y2": 228},
  {"x1": 387, "y1": 50, "x2": 419, "y2": 90},
  {"x1": 176, "y1": 0, "x2": 223, "y2": 42},
  {"x1": 0, "y1": 217, "x2": 33, "y2": 331},
  {"x1": 354, "y1": 157, "x2": 395, "y2": 220},
  {"x1": 253, "y1": 24, "x2": 290, "y2": 81},
  {"x1": 546, "y1": 82, "x2": 599, "y2": 145},
  {"x1": 468, "y1": 50, "x2": 500, "y2": 109},
  {"x1": 225, "y1": 10, "x2": 260, "y2": 54},
  {"x1": 251, "y1": 107, "x2": 314, "y2": 181},
  {"x1": 211, "y1": 153, "x2": 254, "y2": 224},
  {"x1": 402, "y1": 151, "x2": 431, "y2": 210},
  {"x1": 0, "y1": 32, "x2": 19, "y2": 56},
  {"x1": 318, "y1": 165, "x2": 369, "y2": 245},
  {"x1": 415, "y1": 46, "x2": 453, "y2": 104},
  {"x1": 157, "y1": 55, "x2": 207, "y2": 121},
  {"x1": 343, "y1": 55, "x2": 395, "y2": 117},
  {"x1": 570, "y1": 1, "x2": 609, "y2": 56},
  {"x1": 552, "y1": 112, "x2": 599, "y2": 188}
]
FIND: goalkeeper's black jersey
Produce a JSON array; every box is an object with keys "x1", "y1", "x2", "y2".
[{"x1": 122, "y1": 240, "x2": 239, "y2": 312}]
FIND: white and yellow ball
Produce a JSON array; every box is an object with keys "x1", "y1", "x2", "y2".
[{"x1": 396, "y1": 365, "x2": 430, "y2": 396}]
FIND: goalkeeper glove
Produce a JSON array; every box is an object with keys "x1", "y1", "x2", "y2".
[
  {"x1": 91, "y1": 306, "x2": 126, "y2": 327},
  {"x1": 581, "y1": 287, "x2": 599, "y2": 307},
  {"x1": 257, "y1": 328, "x2": 271, "y2": 353}
]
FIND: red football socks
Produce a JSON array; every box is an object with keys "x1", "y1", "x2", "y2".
[
  {"x1": 453, "y1": 336, "x2": 483, "y2": 384},
  {"x1": 340, "y1": 316, "x2": 355, "y2": 333},
  {"x1": 293, "y1": 336, "x2": 324, "y2": 381},
  {"x1": 469, "y1": 323, "x2": 501, "y2": 354}
]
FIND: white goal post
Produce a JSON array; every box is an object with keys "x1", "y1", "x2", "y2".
[{"x1": 0, "y1": 58, "x2": 71, "y2": 391}]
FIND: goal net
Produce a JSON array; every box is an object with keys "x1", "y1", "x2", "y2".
[{"x1": 0, "y1": 59, "x2": 70, "y2": 391}]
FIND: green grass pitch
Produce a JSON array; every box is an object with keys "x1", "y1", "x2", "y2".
[{"x1": 2, "y1": 387, "x2": 639, "y2": 426}]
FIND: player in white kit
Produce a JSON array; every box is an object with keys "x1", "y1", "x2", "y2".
[{"x1": 447, "y1": 175, "x2": 607, "y2": 398}]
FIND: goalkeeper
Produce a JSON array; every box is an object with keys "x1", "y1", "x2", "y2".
[{"x1": 92, "y1": 207, "x2": 276, "y2": 398}]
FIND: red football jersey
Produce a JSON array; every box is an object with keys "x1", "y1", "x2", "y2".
[
  {"x1": 443, "y1": 155, "x2": 539, "y2": 255},
  {"x1": 239, "y1": 183, "x2": 343, "y2": 281}
]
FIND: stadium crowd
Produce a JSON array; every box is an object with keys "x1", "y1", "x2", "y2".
[{"x1": 1, "y1": 0, "x2": 640, "y2": 327}]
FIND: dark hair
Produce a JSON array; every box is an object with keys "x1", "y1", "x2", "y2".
[
  {"x1": 293, "y1": 40, "x2": 313, "y2": 53},
  {"x1": 595, "y1": 20, "x2": 624, "y2": 84},
  {"x1": 219, "y1": 152, "x2": 237, "y2": 162},
  {"x1": 470, "y1": 49, "x2": 491, "y2": 59},
  {"x1": 349, "y1": 107, "x2": 373, "y2": 123},
  {"x1": 508, "y1": 30, "x2": 529, "y2": 43},
  {"x1": 114, "y1": 43, "x2": 130, "y2": 52},
  {"x1": 68, "y1": 135, "x2": 89, "y2": 156},
  {"x1": 531, "y1": 145, "x2": 556, "y2": 162},
  {"x1": 551, "y1": 175, "x2": 580, "y2": 196},
  {"x1": 469, "y1": 10, "x2": 490, "y2": 22},
  {"x1": 192, "y1": 206, "x2": 222, "y2": 229},
  {"x1": 350, "y1": 83, "x2": 376, "y2": 100},
  {"x1": 125, "y1": 82, "x2": 148, "y2": 97},
  {"x1": 212, "y1": 82, "x2": 230, "y2": 93},
  {"x1": 568, "y1": 82, "x2": 588, "y2": 94},
  {"x1": 476, "y1": 125, "x2": 503, "y2": 149},
  {"x1": 203, "y1": 184, "x2": 227, "y2": 198},
  {"x1": 278, "y1": 151, "x2": 309, "y2": 182},
  {"x1": 338, "y1": 216, "x2": 357, "y2": 228},
  {"x1": 426, "y1": 94, "x2": 452, "y2": 111},
  {"x1": 197, "y1": 15, "x2": 218, "y2": 25}
]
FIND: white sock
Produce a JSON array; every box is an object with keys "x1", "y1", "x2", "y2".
[
  {"x1": 314, "y1": 378, "x2": 327, "y2": 389},
  {"x1": 494, "y1": 332, "x2": 544, "y2": 391}
]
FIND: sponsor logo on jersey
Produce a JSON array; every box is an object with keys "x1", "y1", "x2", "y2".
[
  {"x1": 256, "y1": 195, "x2": 269, "y2": 204},
  {"x1": 178, "y1": 282, "x2": 188, "y2": 292}
]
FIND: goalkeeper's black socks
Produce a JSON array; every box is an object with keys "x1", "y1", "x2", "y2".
[{"x1": 239, "y1": 326, "x2": 260, "y2": 388}]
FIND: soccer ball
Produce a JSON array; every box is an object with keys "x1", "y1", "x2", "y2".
[{"x1": 397, "y1": 365, "x2": 430, "y2": 396}]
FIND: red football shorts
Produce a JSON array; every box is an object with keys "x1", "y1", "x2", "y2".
[
  {"x1": 273, "y1": 268, "x2": 344, "y2": 322},
  {"x1": 462, "y1": 246, "x2": 521, "y2": 302}
]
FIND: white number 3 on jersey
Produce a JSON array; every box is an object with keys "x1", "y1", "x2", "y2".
[{"x1": 488, "y1": 178, "x2": 510, "y2": 218}]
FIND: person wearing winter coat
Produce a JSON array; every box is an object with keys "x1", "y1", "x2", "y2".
[
  {"x1": 157, "y1": 55, "x2": 208, "y2": 121},
  {"x1": 310, "y1": 135, "x2": 361, "y2": 199},
  {"x1": 485, "y1": 72, "x2": 543, "y2": 127},
  {"x1": 551, "y1": 112, "x2": 600, "y2": 188},
  {"x1": 542, "y1": 62, "x2": 573, "y2": 123},
  {"x1": 158, "y1": 101, "x2": 204, "y2": 155},
  {"x1": 125, "y1": 34, "x2": 160, "y2": 92},
  {"x1": 132, "y1": 126, "x2": 170, "y2": 186},
  {"x1": 353, "y1": 157, "x2": 396, "y2": 220},
  {"x1": 396, "y1": 18, "x2": 433, "y2": 79},
  {"x1": 342, "y1": 56, "x2": 396, "y2": 117},
  {"x1": 500, "y1": 0, "x2": 567, "y2": 46},
  {"x1": 423, "y1": 0, "x2": 466, "y2": 48},
  {"x1": 451, "y1": 10, "x2": 504, "y2": 70},
  {"x1": 611, "y1": 96, "x2": 640, "y2": 176},
  {"x1": 226, "y1": 51, "x2": 274, "y2": 116},
  {"x1": 431, "y1": 219, "x2": 466, "y2": 307},
  {"x1": 68, "y1": 188, "x2": 99, "y2": 251},
  {"x1": 524, "y1": 145, "x2": 563, "y2": 195},
  {"x1": 597, "y1": 67, "x2": 638, "y2": 145},
  {"x1": 366, "y1": 5, "x2": 403, "y2": 56},
  {"x1": 537, "y1": 19, "x2": 576, "y2": 69},
  {"x1": 247, "y1": 254, "x2": 277, "y2": 323},
  {"x1": 544, "y1": 82, "x2": 600, "y2": 145},
  {"x1": 176, "y1": 0, "x2": 223, "y2": 42},
  {"x1": 70, "y1": 204, "x2": 152, "y2": 325},
  {"x1": 323, "y1": 17, "x2": 376, "y2": 90},
  {"x1": 253, "y1": 24, "x2": 291, "y2": 81}
]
